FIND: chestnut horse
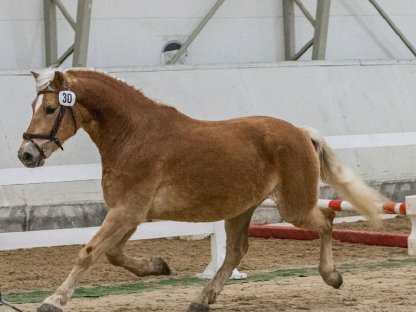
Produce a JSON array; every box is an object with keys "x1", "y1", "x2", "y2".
[{"x1": 18, "y1": 68, "x2": 386, "y2": 312}]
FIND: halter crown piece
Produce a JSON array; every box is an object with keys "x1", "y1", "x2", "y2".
[{"x1": 22, "y1": 76, "x2": 78, "y2": 158}]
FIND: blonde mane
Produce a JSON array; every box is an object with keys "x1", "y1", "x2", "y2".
[
  {"x1": 33, "y1": 67, "x2": 143, "y2": 95},
  {"x1": 67, "y1": 67, "x2": 143, "y2": 93}
]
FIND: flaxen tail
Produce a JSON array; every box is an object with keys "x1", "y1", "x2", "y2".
[{"x1": 301, "y1": 127, "x2": 387, "y2": 228}]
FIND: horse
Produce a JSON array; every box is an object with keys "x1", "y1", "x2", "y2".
[{"x1": 18, "y1": 68, "x2": 386, "y2": 312}]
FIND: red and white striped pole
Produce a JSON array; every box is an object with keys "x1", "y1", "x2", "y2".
[
  {"x1": 317, "y1": 199, "x2": 407, "y2": 215},
  {"x1": 262, "y1": 196, "x2": 416, "y2": 256},
  {"x1": 317, "y1": 198, "x2": 416, "y2": 255}
]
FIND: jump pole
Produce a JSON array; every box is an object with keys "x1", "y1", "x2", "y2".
[
  {"x1": 317, "y1": 196, "x2": 416, "y2": 255},
  {"x1": 405, "y1": 196, "x2": 416, "y2": 256},
  {"x1": 317, "y1": 199, "x2": 407, "y2": 215}
]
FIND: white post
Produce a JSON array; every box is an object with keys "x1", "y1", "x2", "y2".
[
  {"x1": 406, "y1": 196, "x2": 416, "y2": 256},
  {"x1": 196, "y1": 221, "x2": 247, "y2": 279}
]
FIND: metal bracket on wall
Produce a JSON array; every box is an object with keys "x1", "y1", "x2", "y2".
[
  {"x1": 168, "y1": 0, "x2": 226, "y2": 65},
  {"x1": 283, "y1": 0, "x2": 416, "y2": 61},
  {"x1": 43, "y1": 0, "x2": 92, "y2": 67},
  {"x1": 368, "y1": 0, "x2": 416, "y2": 57},
  {"x1": 283, "y1": 0, "x2": 331, "y2": 61}
]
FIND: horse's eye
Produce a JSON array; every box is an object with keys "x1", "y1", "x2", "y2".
[{"x1": 45, "y1": 106, "x2": 57, "y2": 115}]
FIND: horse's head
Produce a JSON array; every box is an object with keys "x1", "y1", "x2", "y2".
[{"x1": 18, "y1": 69, "x2": 78, "y2": 168}]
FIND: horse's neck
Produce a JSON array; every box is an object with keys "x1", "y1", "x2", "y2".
[{"x1": 71, "y1": 74, "x2": 160, "y2": 160}]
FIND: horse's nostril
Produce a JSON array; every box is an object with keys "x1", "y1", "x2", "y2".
[{"x1": 22, "y1": 152, "x2": 33, "y2": 162}]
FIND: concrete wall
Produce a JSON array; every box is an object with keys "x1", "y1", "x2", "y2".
[
  {"x1": 1, "y1": 60, "x2": 416, "y2": 210},
  {"x1": 1, "y1": 0, "x2": 416, "y2": 70}
]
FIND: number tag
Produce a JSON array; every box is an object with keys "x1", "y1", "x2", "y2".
[{"x1": 59, "y1": 91, "x2": 76, "y2": 106}]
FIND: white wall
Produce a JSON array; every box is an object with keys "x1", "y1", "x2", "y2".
[
  {"x1": 1, "y1": 60, "x2": 416, "y2": 206},
  {"x1": 1, "y1": 60, "x2": 415, "y2": 171},
  {"x1": 1, "y1": 0, "x2": 416, "y2": 70}
]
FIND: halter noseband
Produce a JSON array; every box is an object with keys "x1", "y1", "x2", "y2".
[{"x1": 23, "y1": 87, "x2": 78, "y2": 158}]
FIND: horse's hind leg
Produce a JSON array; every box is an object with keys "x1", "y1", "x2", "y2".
[
  {"x1": 37, "y1": 207, "x2": 142, "y2": 312},
  {"x1": 187, "y1": 207, "x2": 256, "y2": 312},
  {"x1": 106, "y1": 228, "x2": 171, "y2": 276},
  {"x1": 317, "y1": 208, "x2": 343, "y2": 288},
  {"x1": 285, "y1": 206, "x2": 342, "y2": 289},
  {"x1": 274, "y1": 138, "x2": 342, "y2": 289}
]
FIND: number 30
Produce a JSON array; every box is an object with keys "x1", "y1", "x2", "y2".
[{"x1": 62, "y1": 93, "x2": 72, "y2": 103}]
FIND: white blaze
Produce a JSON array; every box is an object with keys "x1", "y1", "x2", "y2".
[{"x1": 34, "y1": 94, "x2": 44, "y2": 113}]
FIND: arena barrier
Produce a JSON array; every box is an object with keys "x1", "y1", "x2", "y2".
[{"x1": 259, "y1": 196, "x2": 416, "y2": 256}]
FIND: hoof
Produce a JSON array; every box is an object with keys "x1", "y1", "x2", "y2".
[
  {"x1": 154, "y1": 257, "x2": 171, "y2": 275},
  {"x1": 37, "y1": 303, "x2": 63, "y2": 312},
  {"x1": 186, "y1": 302, "x2": 209, "y2": 312},
  {"x1": 323, "y1": 270, "x2": 343, "y2": 289},
  {"x1": 332, "y1": 271, "x2": 343, "y2": 289}
]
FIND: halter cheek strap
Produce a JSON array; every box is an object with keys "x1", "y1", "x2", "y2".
[{"x1": 23, "y1": 88, "x2": 78, "y2": 158}]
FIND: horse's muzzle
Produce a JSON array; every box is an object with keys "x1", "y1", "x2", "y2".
[{"x1": 18, "y1": 141, "x2": 45, "y2": 168}]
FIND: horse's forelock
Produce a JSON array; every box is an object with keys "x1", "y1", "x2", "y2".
[{"x1": 34, "y1": 68, "x2": 62, "y2": 93}]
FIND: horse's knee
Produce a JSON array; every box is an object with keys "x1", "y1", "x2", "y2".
[{"x1": 76, "y1": 245, "x2": 94, "y2": 268}]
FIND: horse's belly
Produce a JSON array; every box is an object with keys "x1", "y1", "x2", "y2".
[
  {"x1": 147, "y1": 182, "x2": 271, "y2": 222},
  {"x1": 148, "y1": 193, "x2": 261, "y2": 222},
  {"x1": 146, "y1": 144, "x2": 279, "y2": 221},
  {"x1": 148, "y1": 197, "x2": 243, "y2": 222},
  {"x1": 147, "y1": 206, "x2": 233, "y2": 222}
]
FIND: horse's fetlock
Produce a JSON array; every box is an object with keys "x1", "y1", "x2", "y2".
[
  {"x1": 55, "y1": 286, "x2": 73, "y2": 301},
  {"x1": 186, "y1": 302, "x2": 209, "y2": 312},
  {"x1": 207, "y1": 289, "x2": 219, "y2": 304}
]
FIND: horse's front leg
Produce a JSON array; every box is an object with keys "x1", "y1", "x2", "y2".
[
  {"x1": 105, "y1": 227, "x2": 171, "y2": 277},
  {"x1": 187, "y1": 207, "x2": 256, "y2": 312},
  {"x1": 37, "y1": 207, "x2": 142, "y2": 312}
]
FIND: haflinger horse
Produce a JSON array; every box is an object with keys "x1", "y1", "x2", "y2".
[{"x1": 18, "y1": 68, "x2": 386, "y2": 312}]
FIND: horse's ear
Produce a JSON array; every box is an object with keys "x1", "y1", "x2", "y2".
[
  {"x1": 52, "y1": 71, "x2": 67, "y2": 89},
  {"x1": 30, "y1": 71, "x2": 40, "y2": 79}
]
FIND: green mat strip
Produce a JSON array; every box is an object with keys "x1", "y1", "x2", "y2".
[{"x1": 4, "y1": 257, "x2": 415, "y2": 304}]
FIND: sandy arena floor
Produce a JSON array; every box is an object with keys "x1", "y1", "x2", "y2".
[{"x1": 0, "y1": 216, "x2": 414, "y2": 311}]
